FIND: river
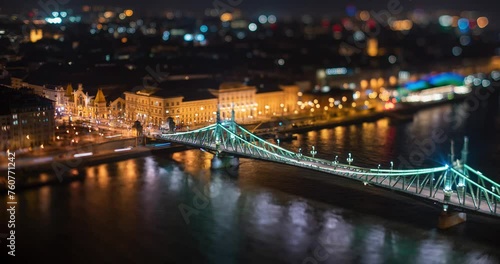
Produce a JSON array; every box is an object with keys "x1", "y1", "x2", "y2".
[{"x1": 2, "y1": 93, "x2": 500, "y2": 263}]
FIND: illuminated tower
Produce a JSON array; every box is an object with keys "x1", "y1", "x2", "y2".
[
  {"x1": 367, "y1": 38, "x2": 378, "y2": 57},
  {"x1": 94, "y1": 88, "x2": 107, "y2": 120},
  {"x1": 30, "y1": 29, "x2": 43, "y2": 43}
]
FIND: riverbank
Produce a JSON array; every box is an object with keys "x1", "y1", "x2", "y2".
[
  {"x1": 253, "y1": 94, "x2": 471, "y2": 136},
  {"x1": 0, "y1": 143, "x2": 186, "y2": 191},
  {"x1": 0, "y1": 93, "x2": 478, "y2": 191}
]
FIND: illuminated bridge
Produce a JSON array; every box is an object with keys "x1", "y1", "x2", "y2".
[{"x1": 160, "y1": 110, "x2": 500, "y2": 225}]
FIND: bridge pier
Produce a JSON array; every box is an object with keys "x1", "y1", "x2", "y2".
[
  {"x1": 211, "y1": 155, "x2": 239, "y2": 170},
  {"x1": 438, "y1": 208, "x2": 467, "y2": 229},
  {"x1": 211, "y1": 155, "x2": 223, "y2": 169}
]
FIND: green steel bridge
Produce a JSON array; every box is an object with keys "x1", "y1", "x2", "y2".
[{"x1": 159, "y1": 111, "x2": 500, "y2": 220}]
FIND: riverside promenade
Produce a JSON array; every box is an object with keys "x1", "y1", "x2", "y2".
[{"x1": 0, "y1": 138, "x2": 185, "y2": 190}]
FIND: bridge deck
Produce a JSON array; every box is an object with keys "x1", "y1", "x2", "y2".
[{"x1": 160, "y1": 121, "x2": 500, "y2": 218}]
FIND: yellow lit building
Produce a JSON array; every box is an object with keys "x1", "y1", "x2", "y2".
[
  {"x1": 209, "y1": 82, "x2": 257, "y2": 121},
  {"x1": 124, "y1": 80, "x2": 301, "y2": 127},
  {"x1": 124, "y1": 87, "x2": 183, "y2": 127},
  {"x1": 209, "y1": 82, "x2": 299, "y2": 121},
  {"x1": 30, "y1": 29, "x2": 43, "y2": 43},
  {"x1": 255, "y1": 84, "x2": 299, "y2": 118},
  {"x1": 367, "y1": 38, "x2": 378, "y2": 57},
  {"x1": 94, "y1": 88, "x2": 108, "y2": 120},
  {"x1": 124, "y1": 86, "x2": 218, "y2": 128},
  {"x1": 180, "y1": 99, "x2": 218, "y2": 126}
]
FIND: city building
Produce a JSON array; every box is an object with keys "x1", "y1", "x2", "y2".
[
  {"x1": 123, "y1": 77, "x2": 301, "y2": 128},
  {"x1": 209, "y1": 82, "x2": 257, "y2": 121},
  {"x1": 0, "y1": 86, "x2": 55, "y2": 151},
  {"x1": 124, "y1": 86, "x2": 183, "y2": 127},
  {"x1": 124, "y1": 77, "x2": 220, "y2": 128}
]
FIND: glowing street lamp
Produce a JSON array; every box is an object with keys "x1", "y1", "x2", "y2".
[
  {"x1": 296, "y1": 148, "x2": 303, "y2": 159},
  {"x1": 347, "y1": 153, "x2": 353, "y2": 165},
  {"x1": 333, "y1": 155, "x2": 339, "y2": 165},
  {"x1": 310, "y1": 146, "x2": 317, "y2": 158}
]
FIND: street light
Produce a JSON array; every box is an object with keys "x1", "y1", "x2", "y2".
[
  {"x1": 347, "y1": 153, "x2": 353, "y2": 166},
  {"x1": 296, "y1": 148, "x2": 302, "y2": 160},
  {"x1": 310, "y1": 146, "x2": 317, "y2": 158}
]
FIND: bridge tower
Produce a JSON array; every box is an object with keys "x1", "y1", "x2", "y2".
[
  {"x1": 210, "y1": 105, "x2": 239, "y2": 170},
  {"x1": 461, "y1": 136, "x2": 469, "y2": 172},
  {"x1": 230, "y1": 104, "x2": 236, "y2": 134},
  {"x1": 456, "y1": 136, "x2": 469, "y2": 202},
  {"x1": 450, "y1": 140, "x2": 455, "y2": 166},
  {"x1": 439, "y1": 138, "x2": 467, "y2": 229},
  {"x1": 212, "y1": 105, "x2": 223, "y2": 169},
  {"x1": 226, "y1": 105, "x2": 239, "y2": 167}
]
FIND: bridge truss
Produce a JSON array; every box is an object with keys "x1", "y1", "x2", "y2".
[{"x1": 160, "y1": 118, "x2": 500, "y2": 218}]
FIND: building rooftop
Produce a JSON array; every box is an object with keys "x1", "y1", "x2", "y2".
[
  {"x1": 127, "y1": 78, "x2": 219, "y2": 102},
  {"x1": 0, "y1": 85, "x2": 54, "y2": 115},
  {"x1": 94, "y1": 88, "x2": 106, "y2": 103},
  {"x1": 23, "y1": 62, "x2": 144, "y2": 93},
  {"x1": 245, "y1": 77, "x2": 295, "y2": 94}
]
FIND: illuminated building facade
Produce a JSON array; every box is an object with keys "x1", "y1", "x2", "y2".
[
  {"x1": 72, "y1": 84, "x2": 92, "y2": 119},
  {"x1": 124, "y1": 86, "x2": 218, "y2": 128},
  {"x1": 94, "y1": 88, "x2": 108, "y2": 120},
  {"x1": 209, "y1": 83, "x2": 257, "y2": 121},
  {"x1": 109, "y1": 97, "x2": 126, "y2": 125},
  {"x1": 180, "y1": 99, "x2": 218, "y2": 126},
  {"x1": 209, "y1": 82, "x2": 300, "y2": 121},
  {"x1": 255, "y1": 84, "x2": 299, "y2": 118},
  {"x1": 124, "y1": 81, "x2": 301, "y2": 127},
  {"x1": 124, "y1": 87, "x2": 183, "y2": 127}
]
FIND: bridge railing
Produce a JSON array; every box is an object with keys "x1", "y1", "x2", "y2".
[{"x1": 160, "y1": 121, "x2": 500, "y2": 216}]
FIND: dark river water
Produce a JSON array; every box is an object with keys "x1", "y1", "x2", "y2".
[{"x1": 2, "y1": 91, "x2": 500, "y2": 263}]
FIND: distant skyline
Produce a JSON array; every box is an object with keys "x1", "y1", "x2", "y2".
[{"x1": 2, "y1": 0, "x2": 499, "y2": 16}]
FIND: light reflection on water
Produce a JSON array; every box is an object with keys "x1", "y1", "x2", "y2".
[
  {"x1": 3, "y1": 101, "x2": 500, "y2": 263},
  {"x1": 7, "y1": 152, "x2": 500, "y2": 263}
]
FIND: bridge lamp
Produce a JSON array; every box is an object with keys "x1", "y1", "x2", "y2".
[
  {"x1": 347, "y1": 153, "x2": 353, "y2": 166},
  {"x1": 390, "y1": 161, "x2": 393, "y2": 170},
  {"x1": 296, "y1": 148, "x2": 303, "y2": 159},
  {"x1": 333, "y1": 155, "x2": 338, "y2": 165},
  {"x1": 310, "y1": 146, "x2": 317, "y2": 158}
]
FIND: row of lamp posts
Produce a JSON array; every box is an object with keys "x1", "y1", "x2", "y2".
[{"x1": 294, "y1": 145, "x2": 395, "y2": 169}]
